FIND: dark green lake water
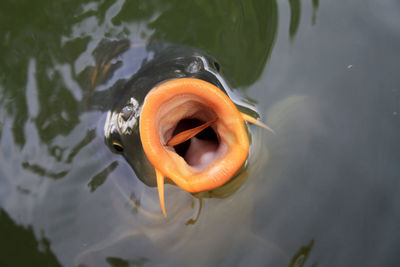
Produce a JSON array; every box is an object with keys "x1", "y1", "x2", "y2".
[{"x1": 1, "y1": 0, "x2": 400, "y2": 266}]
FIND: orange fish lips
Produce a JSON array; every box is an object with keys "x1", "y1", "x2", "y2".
[{"x1": 139, "y1": 78, "x2": 271, "y2": 216}]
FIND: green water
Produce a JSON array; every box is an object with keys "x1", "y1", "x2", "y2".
[{"x1": 1, "y1": 0, "x2": 400, "y2": 266}]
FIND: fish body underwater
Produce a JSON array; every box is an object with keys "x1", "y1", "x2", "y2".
[
  {"x1": 75, "y1": 42, "x2": 283, "y2": 265},
  {"x1": 103, "y1": 42, "x2": 271, "y2": 215}
]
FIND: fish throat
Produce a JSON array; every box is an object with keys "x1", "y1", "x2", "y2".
[
  {"x1": 157, "y1": 97, "x2": 227, "y2": 172},
  {"x1": 171, "y1": 118, "x2": 220, "y2": 168}
]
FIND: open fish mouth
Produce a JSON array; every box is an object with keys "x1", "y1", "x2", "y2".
[{"x1": 139, "y1": 78, "x2": 272, "y2": 216}]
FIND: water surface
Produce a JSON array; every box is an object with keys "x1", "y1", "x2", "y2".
[{"x1": 1, "y1": 0, "x2": 400, "y2": 266}]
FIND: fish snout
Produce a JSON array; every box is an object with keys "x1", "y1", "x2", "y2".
[{"x1": 139, "y1": 78, "x2": 250, "y2": 216}]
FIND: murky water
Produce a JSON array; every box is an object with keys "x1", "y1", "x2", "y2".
[{"x1": 1, "y1": 0, "x2": 400, "y2": 266}]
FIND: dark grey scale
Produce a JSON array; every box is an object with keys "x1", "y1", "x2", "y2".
[
  {"x1": 120, "y1": 105, "x2": 134, "y2": 121},
  {"x1": 185, "y1": 58, "x2": 203, "y2": 74}
]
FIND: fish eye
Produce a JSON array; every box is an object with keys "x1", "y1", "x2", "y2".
[
  {"x1": 112, "y1": 141, "x2": 124, "y2": 152},
  {"x1": 213, "y1": 61, "x2": 220, "y2": 72}
]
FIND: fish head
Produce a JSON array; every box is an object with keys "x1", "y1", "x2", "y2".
[{"x1": 104, "y1": 44, "x2": 269, "y2": 215}]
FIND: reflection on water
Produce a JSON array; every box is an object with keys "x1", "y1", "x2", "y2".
[
  {"x1": 4, "y1": 0, "x2": 400, "y2": 266},
  {"x1": 0, "y1": 0, "x2": 297, "y2": 264},
  {"x1": 289, "y1": 0, "x2": 301, "y2": 40},
  {"x1": 312, "y1": 0, "x2": 319, "y2": 25},
  {"x1": 0, "y1": 209, "x2": 61, "y2": 266},
  {"x1": 105, "y1": 256, "x2": 149, "y2": 267},
  {"x1": 113, "y1": 0, "x2": 279, "y2": 87},
  {"x1": 289, "y1": 240, "x2": 316, "y2": 267},
  {"x1": 88, "y1": 161, "x2": 119, "y2": 192}
]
